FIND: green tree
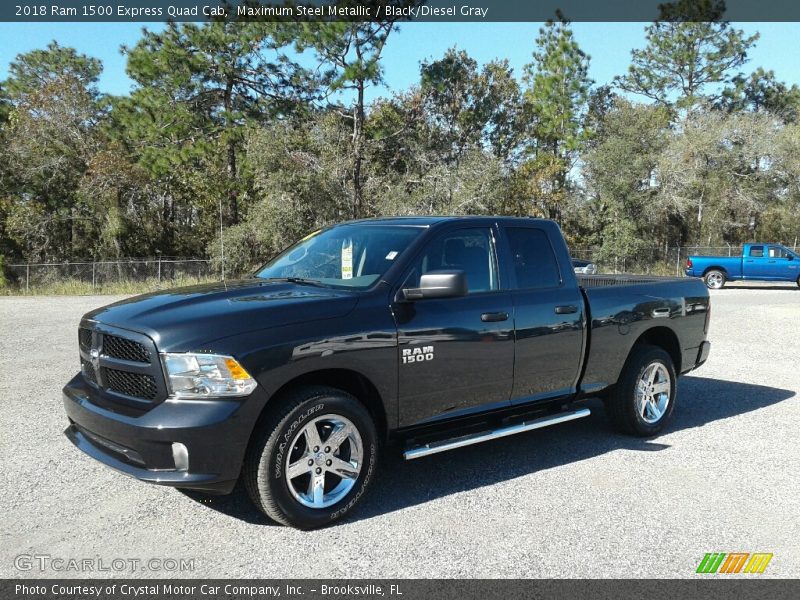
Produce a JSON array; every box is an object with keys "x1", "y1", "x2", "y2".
[
  {"x1": 721, "y1": 68, "x2": 800, "y2": 123},
  {"x1": 420, "y1": 48, "x2": 521, "y2": 163},
  {"x1": 584, "y1": 100, "x2": 671, "y2": 264},
  {"x1": 614, "y1": 1, "x2": 758, "y2": 110},
  {"x1": 1, "y1": 44, "x2": 104, "y2": 261},
  {"x1": 3, "y1": 41, "x2": 102, "y2": 102},
  {"x1": 119, "y1": 21, "x2": 312, "y2": 227},
  {"x1": 657, "y1": 108, "x2": 780, "y2": 245},
  {"x1": 300, "y1": 13, "x2": 399, "y2": 218},
  {"x1": 519, "y1": 19, "x2": 592, "y2": 220}
]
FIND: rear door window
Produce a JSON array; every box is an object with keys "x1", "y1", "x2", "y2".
[
  {"x1": 749, "y1": 246, "x2": 764, "y2": 257},
  {"x1": 505, "y1": 227, "x2": 562, "y2": 289}
]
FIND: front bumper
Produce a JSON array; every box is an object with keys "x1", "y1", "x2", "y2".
[{"x1": 63, "y1": 374, "x2": 264, "y2": 494}]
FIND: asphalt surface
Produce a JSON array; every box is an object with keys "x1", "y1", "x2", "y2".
[{"x1": 1, "y1": 283, "x2": 798, "y2": 578}]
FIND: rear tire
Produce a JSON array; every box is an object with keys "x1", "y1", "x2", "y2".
[
  {"x1": 703, "y1": 269, "x2": 726, "y2": 289},
  {"x1": 244, "y1": 386, "x2": 378, "y2": 529},
  {"x1": 606, "y1": 345, "x2": 677, "y2": 437}
]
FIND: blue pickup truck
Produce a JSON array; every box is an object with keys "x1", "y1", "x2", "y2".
[{"x1": 686, "y1": 243, "x2": 800, "y2": 289}]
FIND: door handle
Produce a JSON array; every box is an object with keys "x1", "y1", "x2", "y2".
[
  {"x1": 480, "y1": 311, "x2": 509, "y2": 322},
  {"x1": 555, "y1": 305, "x2": 578, "y2": 314}
]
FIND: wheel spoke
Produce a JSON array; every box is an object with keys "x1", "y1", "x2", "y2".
[
  {"x1": 325, "y1": 422, "x2": 353, "y2": 452},
  {"x1": 652, "y1": 381, "x2": 670, "y2": 396},
  {"x1": 655, "y1": 395, "x2": 669, "y2": 416},
  {"x1": 286, "y1": 458, "x2": 312, "y2": 479},
  {"x1": 303, "y1": 423, "x2": 322, "y2": 450},
  {"x1": 639, "y1": 395, "x2": 650, "y2": 417},
  {"x1": 645, "y1": 401, "x2": 659, "y2": 421},
  {"x1": 308, "y1": 472, "x2": 325, "y2": 506},
  {"x1": 327, "y1": 456, "x2": 359, "y2": 480}
]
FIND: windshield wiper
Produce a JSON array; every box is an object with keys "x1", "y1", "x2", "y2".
[{"x1": 259, "y1": 277, "x2": 326, "y2": 287}]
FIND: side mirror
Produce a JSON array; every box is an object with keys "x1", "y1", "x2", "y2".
[
  {"x1": 788, "y1": 254, "x2": 794, "y2": 261},
  {"x1": 402, "y1": 270, "x2": 468, "y2": 301}
]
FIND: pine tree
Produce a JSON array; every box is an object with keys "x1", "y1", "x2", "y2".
[
  {"x1": 520, "y1": 19, "x2": 592, "y2": 220},
  {"x1": 614, "y1": 1, "x2": 758, "y2": 110}
]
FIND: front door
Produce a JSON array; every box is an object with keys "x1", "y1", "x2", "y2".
[
  {"x1": 393, "y1": 226, "x2": 515, "y2": 427},
  {"x1": 765, "y1": 245, "x2": 799, "y2": 281}
]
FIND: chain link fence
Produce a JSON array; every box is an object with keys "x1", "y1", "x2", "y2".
[
  {"x1": 4, "y1": 245, "x2": 799, "y2": 292},
  {"x1": 5, "y1": 258, "x2": 216, "y2": 293}
]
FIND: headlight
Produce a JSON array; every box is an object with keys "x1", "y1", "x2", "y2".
[{"x1": 161, "y1": 353, "x2": 257, "y2": 399}]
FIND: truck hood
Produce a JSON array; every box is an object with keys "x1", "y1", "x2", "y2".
[{"x1": 83, "y1": 279, "x2": 359, "y2": 351}]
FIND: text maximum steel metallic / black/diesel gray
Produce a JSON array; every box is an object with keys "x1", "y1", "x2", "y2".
[{"x1": 63, "y1": 216, "x2": 711, "y2": 529}]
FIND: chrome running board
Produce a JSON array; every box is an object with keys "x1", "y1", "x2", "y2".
[{"x1": 403, "y1": 407, "x2": 591, "y2": 460}]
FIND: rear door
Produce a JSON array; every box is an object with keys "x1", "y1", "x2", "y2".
[
  {"x1": 743, "y1": 245, "x2": 771, "y2": 279},
  {"x1": 393, "y1": 225, "x2": 515, "y2": 427},
  {"x1": 499, "y1": 225, "x2": 585, "y2": 403}
]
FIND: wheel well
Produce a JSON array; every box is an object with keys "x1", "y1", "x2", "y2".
[
  {"x1": 634, "y1": 327, "x2": 682, "y2": 373},
  {"x1": 702, "y1": 266, "x2": 727, "y2": 277},
  {"x1": 268, "y1": 369, "x2": 388, "y2": 439}
]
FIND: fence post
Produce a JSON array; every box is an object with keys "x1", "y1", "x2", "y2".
[
  {"x1": 157, "y1": 257, "x2": 162, "y2": 283},
  {"x1": 675, "y1": 247, "x2": 681, "y2": 277},
  {"x1": 25, "y1": 263, "x2": 30, "y2": 294},
  {"x1": 92, "y1": 261, "x2": 96, "y2": 291}
]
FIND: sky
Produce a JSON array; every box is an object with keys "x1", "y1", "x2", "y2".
[{"x1": 0, "y1": 21, "x2": 799, "y2": 102}]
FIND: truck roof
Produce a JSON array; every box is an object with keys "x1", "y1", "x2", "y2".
[{"x1": 342, "y1": 215, "x2": 556, "y2": 227}]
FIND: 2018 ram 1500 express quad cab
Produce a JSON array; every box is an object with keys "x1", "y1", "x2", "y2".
[{"x1": 63, "y1": 217, "x2": 711, "y2": 529}]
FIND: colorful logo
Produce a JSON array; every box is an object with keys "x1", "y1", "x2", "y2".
[{"x1": 696, "y1": 552, "x2": 773, "y2": 574}]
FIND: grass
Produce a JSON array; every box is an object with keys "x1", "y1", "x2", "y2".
[{"x1": 0, "y1": 275, "x2": 220, "y2": 296}]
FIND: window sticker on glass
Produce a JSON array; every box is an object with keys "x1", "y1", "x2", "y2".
[
  {"x1": 385, "y1": 251, "x2": 399, "y2": 260},
  {"x1": 341, "y1": 239, "x2": 353, "y2": 279}
]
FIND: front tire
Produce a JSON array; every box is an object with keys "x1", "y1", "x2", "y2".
[
  {"x1": 704, "y1": 269, "x2": 726, "y2": 289},
  {"x1": 606, "y1": 345, "x2": 677, "y2": 436},
  {"x1": 244, "y1": 386, "x2": 378, "y2": 529}
]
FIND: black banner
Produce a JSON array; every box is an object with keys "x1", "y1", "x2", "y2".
[
  {"x1": 3, "y1": 0, "x2": 800, "y2": 23},
  {"x1": 4, "y1": 580, "x2": 800, "y2": 600}
]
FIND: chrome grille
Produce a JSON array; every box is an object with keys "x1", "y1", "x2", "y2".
[
  {"x1": 103, "y1": 334, "x2": 150, "y2": 363},
  {"x1": 102, "y1": 368, "x2": 158, "y2": 400}
]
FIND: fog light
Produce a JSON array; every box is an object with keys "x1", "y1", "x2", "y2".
[{"x1": 172, "y1": 442, "x2": 189, "y2": 472}]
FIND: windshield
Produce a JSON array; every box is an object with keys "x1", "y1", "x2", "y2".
[{"x1": 255, "y1": 224, "x2": 424, "y2": 289}]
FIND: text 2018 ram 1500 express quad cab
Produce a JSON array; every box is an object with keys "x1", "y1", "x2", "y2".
[{"x1": 63, "y1": 217, "x2": 711, "y2": 529}]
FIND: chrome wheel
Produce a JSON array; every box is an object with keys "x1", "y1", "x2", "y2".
[
  {"x1": 284, "y1": 414, "x2": 363, "y2": 509},
  {"x1": 705, "y1": 271, "x2": 724, "y2": 289},
  {"x1": 636, "y1": 363, "x2": 671, "y2": 424}
]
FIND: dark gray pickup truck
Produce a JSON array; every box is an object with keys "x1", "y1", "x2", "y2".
[{"x1": 63, "y1": 216, "x2": 711, "y2": 529}]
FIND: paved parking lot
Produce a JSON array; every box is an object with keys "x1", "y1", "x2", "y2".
[{"x1": 1, "y1": 285, "x2": 798, "y2": 578}]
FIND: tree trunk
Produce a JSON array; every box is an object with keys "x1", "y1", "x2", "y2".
[
  {"x1": 352, "y1": 77, "x2": 365, "y2": 219},
  {"x1": 224, "y1": 76, "x2": 238, "y2": 225}
]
